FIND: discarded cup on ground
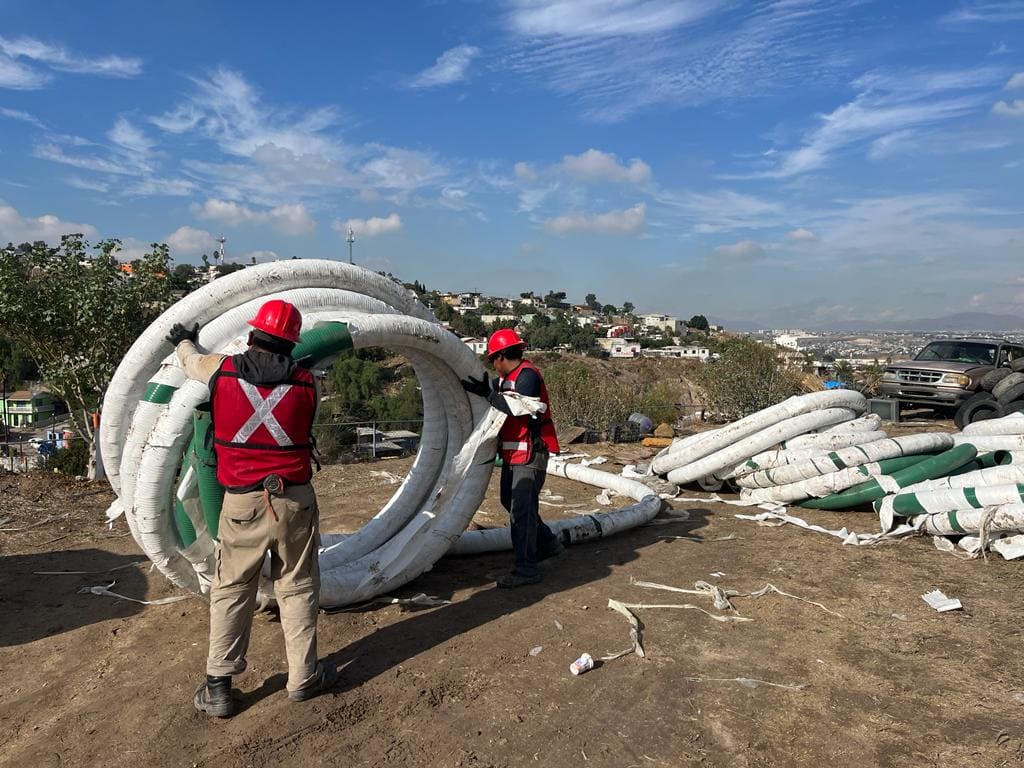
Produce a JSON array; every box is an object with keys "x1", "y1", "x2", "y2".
[{"x1": 570, "y1": 652, "x2": 594, "y2": 676}]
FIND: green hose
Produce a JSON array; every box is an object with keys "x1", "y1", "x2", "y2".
[{"x1": 799, "y1": 444, "x2": 978, "y2": 510}]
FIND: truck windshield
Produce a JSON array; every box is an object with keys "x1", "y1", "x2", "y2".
[{"x1": 914, "y1": 341, "x2": 997, "y2": 365}]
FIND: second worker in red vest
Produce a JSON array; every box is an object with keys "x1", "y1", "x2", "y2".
[
  {"x1": 167, "y1": 299, "x2": 338, "y2": 718},
  {"x1": 462, "y1": 329, "x2": 564, "y2": 588}
]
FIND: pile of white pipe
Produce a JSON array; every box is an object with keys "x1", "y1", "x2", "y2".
[
  {"x1": 100, "y1": 260, "x2": 660, "y2": 607},
  {"x1": 645, "y1": 390, "x2": 1024, "y2": 559}
]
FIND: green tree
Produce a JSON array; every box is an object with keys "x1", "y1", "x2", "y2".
[
  {"x1": 688, "y1": 314, "x2": 710, "y2": 332},
  {"x1": 622, "y1": 301, "x2": 635, "y2": 315},
  {"x1": 584, "y1": 292, "x2": 601, "y2": 311},
  {"x1": 169, "y1": 263, "x2": 197, "y2": 292},
  {"x1": 695, "y1": 338, "x2": 803, "y2": 421},
  {"x1": 434, "y1": 302, "x2": 455, "y2": 322},
  {"x1": 833, "y1": 361, "x2": 856, "y2": 387},
  {"x1": 0, "y1": 235, "x2": 174, "y2": 475},
  {"x1": 602, "y1": 304, "x2": 617, "y2": 315},
  {"x1": 450, "y1": 312, "x2": 486, "y2": 338}
]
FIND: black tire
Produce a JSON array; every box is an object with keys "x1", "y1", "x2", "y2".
[
  {"x1": 1001, "y1": 399, "x2": 1024, "y2": 415},
  {"x1": 997, "y1": 381, "x2": 1024, "y2": 405},
  {"x1": 955, "y1": 391, "x2": 994, "y2": 429},
  {"x1": 961, "y1": 398, "x2": 1005, "y2": 425},
  {"x1": 993, "y1": 372, "x2": 1024, "y2": 400},
  {"x1": 979, "y1": 367, "x2": 1013, "y2": 391},
  {"x1": 1012, "y1": 357, "x2": 1024, "y2": 373}
]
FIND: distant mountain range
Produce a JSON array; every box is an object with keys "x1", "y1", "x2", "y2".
[{"x1": 723, "y1": 312, "x2": 1024, "y2": 334}]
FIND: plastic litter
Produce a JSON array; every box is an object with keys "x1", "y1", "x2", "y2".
[
  {"x1": 78, "y1": 581, "x2": 191, "y2": 606},
  {"x1": 921, "y1": 590, "x2": 962, "y2": 612}
]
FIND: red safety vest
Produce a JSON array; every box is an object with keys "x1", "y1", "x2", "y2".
[
  {"x1": 497, "y1": 359, "x2": 560, "y2": 465},
  {"x1": 210, "y1": 356, "x2": 317, "y2": 490}
]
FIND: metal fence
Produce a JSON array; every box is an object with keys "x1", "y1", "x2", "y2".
[{"x1": 313, "y1": 419, "x2": 425, "y2": 463}]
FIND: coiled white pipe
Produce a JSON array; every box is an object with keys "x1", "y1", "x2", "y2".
[
  {"x1": 960, "y1": 412, "x2": 1024, "y2": 436},
  {"x1": 896, "y1": 463, "x2": 1024, "y2": 495},
  {"x1": 739, "y1": 459, "x2": 906, "y2": 504},
  {"x1": 952, "y1": 435, "x2": 1024, "y2": 452},
  {"x1": 910, "y1": 504, "x2": 1024, "y2": 536},
  {"x1": 781, "y1": 430, "x2": 888, "y2": 452},
  {"x1": 820, "y1": 413, "x2": 882, "y2": 433},
  {"x1": 103, "y1": 260, "x2": 668, "y2": 607}
]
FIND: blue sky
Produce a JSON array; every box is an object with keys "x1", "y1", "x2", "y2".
[{"x1": 1, "y1": 0, "x2": 1022, "y2": 327}]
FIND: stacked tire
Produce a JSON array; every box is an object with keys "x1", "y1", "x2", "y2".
[{"x1": 955, "y1": 360, "x2": 1024, "y2": 429}]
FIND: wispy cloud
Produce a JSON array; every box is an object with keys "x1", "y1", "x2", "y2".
[
  {"x1": 333, "y1": 213, "x2": 402, "y2": 237},
  {"x1": 192, "y1": 198, "x2": 316, "y2": 235},
  {"x1": 942, "y1": 1, "x2": 1024, "y2": 23},
  {"x1": 507, "y1": 0, "x2": 720, "y2": 38},
  {"x1": 653, "y1": 188, "x2": 785, "y2": 234},
  {"x1": 503, "y1": 1, "x2": 863, "y2": 121},
  {"x1": 408, "y1": 44, "x2": 481, "y2": 88},
  {"x1": 544, "y1": 202, "x2": 646, "y2": 235},
  {"x1": 0, "y1": 36, "x2": 141, "y2": 90},
  {"x1": 0, "y1": 199, "x2": 97, "y2": 243},
  {"x1": 787, "y1": 228, "x2": 817, "y2": 242},
  {"x1": 1007, "y1": 71, "x2": 1024, "y2": 88},
  {"x1": 733, "y1": 67, "x2": 1004, "y2": 178},
  {"x1": 0, "y1": 106, "x2": 45, "y2": 128}
]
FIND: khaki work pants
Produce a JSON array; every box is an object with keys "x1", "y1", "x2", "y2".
[{"x1": 206, "y1": 482, "x2": 321, "y2": 693}]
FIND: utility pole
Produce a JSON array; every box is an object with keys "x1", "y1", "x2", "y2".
[
  {"x1": 215, "y1": 236, "x2": 226, "y2": 266},
  {"x1": 347, "y1": 226, "x2": 355, "y2": 264}
]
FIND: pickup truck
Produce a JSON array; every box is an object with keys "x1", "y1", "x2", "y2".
[{"x1": 879, "y1": 337, "x2": 1024, "y2": 410}]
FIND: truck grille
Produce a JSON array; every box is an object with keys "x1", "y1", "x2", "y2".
[{"x1": 895, "y1": 369, "x2": 942, "y2": 384}]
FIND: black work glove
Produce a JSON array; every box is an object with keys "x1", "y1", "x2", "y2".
[
  {"x1": 461, "y1": 373, "x2": 492, "y2": 399},
  {"x1": 166, "y1": 322, "x2": 199, "y2": 346}
]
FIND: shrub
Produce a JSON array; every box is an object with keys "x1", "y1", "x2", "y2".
[
  {"x1": 695, "y1": 338, "x2": 803, "y2": 421},
  {"x1": 49, "y1": 438, "x2": 89, "y2": 476}
]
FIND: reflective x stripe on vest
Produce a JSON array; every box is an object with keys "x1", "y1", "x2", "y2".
[{"x1": 233, "y1": 379, "x2": 294, "y2": 446}]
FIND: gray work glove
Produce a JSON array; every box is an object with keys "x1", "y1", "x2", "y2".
[
  {"x1": 461, "y1": 373, "x2": 492, "y2": 399},
  {"x1": 166, "y1": 322, "x2": 199, "y2": 346}
]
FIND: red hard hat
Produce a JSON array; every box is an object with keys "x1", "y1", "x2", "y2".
[
  {"x1": 487, "y1": 328, "x2": 525, "y2": 358},
  {"x1": 247, "y1": 299, "x2": 302, "y2": 343}
]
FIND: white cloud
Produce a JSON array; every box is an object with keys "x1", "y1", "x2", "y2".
[
  {"x1": 654, "y1": 188, "x2": 784, "y2": 234},
  {"x1": 942, "y1": 2, "x2": 1024, "y2": 23},
  {"x1": 992, "y1": 99, "x2": 1024, "y2": 116},
  {"x1": 544, "y1": 202, "x2": 646, "y2": 235},
  {"x1": 714, "y1": 239, "x2": 765, "y2": 260},
  {"x1": 192, "y1": 198, "x2": 316, "y2": 235},
  {"x1": 408, "y1": 44, "x2": 480, "y2": 88},
  {"x1": 0, "y1": 107, "x2": 45, "y2": 128},
  {"x1": 787, "y1": 228, "x2": 818, "y2": 242},
  {"x1": 508, "y1": 0, "x2": 718, "y2": 37},
  {"x1": 333, "y1": 213, "x2": 402, "y2": 238},
  {"x1": 557, "y1": 149, "x2": 651, "y2": 183},
  {"x1": 739, "y1": 67, "x2": 1002, "y2": 178},
  {"x1": 166, "y1": 226, "x2": 216, "y2": 255},
  {"x1": 66, "y1": 176, "x2": 110, "y2": 193},
  {"x1": 124, "y1": 178, "x2": 195, "y2": 197},
  {"x1": 0, "y1": 36, "x2": 142, "y2": 90},
  {"x1": 514, "y1": 162, "x2": 538, "y2": 181},
  {"x1": 107, "y1": 118, "x2": 154, "y2": 154},
  {"x1": 0, "y1": 56, "x2": 49, "y2": 88},
  {"x1": 1007, "y1": 72, "x2": 1024, "y2": 89},
  {"x1": 0, "y1": 200, "x2": 97, "y2": 243}
]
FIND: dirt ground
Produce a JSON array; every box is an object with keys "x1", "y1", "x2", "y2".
[{"x1": 3, "y1": 418, "x2": 1024, "y2": 768}]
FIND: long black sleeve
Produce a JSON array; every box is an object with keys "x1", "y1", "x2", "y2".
[{"x1": 486, "y1": 367, "x2": 542, "y2": 415}]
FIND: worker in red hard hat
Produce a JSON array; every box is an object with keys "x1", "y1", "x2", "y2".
[
  {"x1": 166, "y1": 298, "x2": 337, "y2": 717},
  {"x1": 462, "y1": 328, "x2": 563, "y2": 588}
]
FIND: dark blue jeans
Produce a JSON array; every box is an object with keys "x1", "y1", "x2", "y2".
[{"x1": 500, "y1": 448, "x2": 560, "y2": 576}]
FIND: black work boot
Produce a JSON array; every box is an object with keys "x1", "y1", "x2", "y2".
[
  {"x1": 193, "y1": 675, "x2": 237, "y2": 718},
  {"x1": 497, "y1": 571, "x2": 543, "y2": 588},
  {"x1": 288, "y1": 661, "x2": 339, "y2": 702}
]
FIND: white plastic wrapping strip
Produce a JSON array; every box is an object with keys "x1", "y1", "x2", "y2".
[
  {"x1": 650, "y1": 390, "x2": 868, "y2": 478},
  {"x1": 877, "y1": 483, "x2": 1024, "y2": 518},
  {"x1": 910, "y1": 504, "x2": 1024, "y2": 536},
  {"x1": 961, "y1": 411, "x2": 1024, "y2": 436},
  {"x1": 664, "y1": 406, "x2": 862, "y2": 486},
  {"x1": 734, "y1": 510, "x2": 919, "y2": 546},
  {"x1": 734, "y1": 433, "x2": 953, "y2": 490},
  {"x1": 739, "y1": 459, "x2": 905, "y2": 504},
  {"x1": 444, "y1": 459, "x2": 661, "y2": 555},
  {"x1": 780, "y1": 430, "x2": 888, "y2": 452},
  {"x1": 951, "y1": 435, "x2": 1024, "y2": 452},
  {"x1": 897, "y1": 463, "x2": 1024, "y2": 495}
]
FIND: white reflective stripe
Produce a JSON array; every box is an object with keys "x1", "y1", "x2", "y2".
[
  {"x1": 233, "y1": 380, "x2": 294, "y2": 446},
  {"x1": 501, "y1": 441, "x2": 529, "y2": 451}
]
